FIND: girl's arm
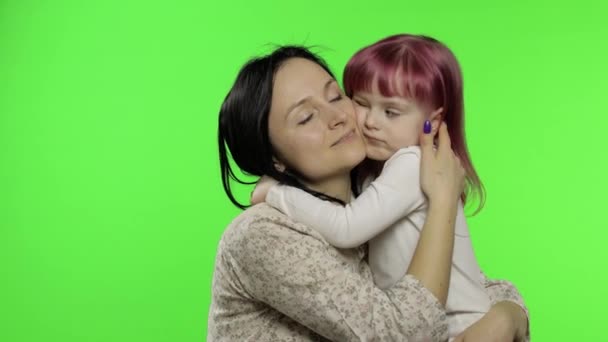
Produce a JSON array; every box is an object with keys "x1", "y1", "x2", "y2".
[
  {"x1": 264, "y1": 122, "x2": 463, "y2": 307},
  {"x1": 266, "y1": 147, "x2": 425, "y2": 248}
]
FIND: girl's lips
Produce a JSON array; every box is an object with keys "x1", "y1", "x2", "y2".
[{"x1": 363, "y1": 133, "x2": 382, "y2": 144}]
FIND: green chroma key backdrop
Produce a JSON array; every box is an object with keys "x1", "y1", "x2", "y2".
[{"x1": 1, "y1": 0, "x2": 606, "y2": 340}]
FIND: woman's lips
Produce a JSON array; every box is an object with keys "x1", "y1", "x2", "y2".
[{"x1": 332, "y1": 129, "x2": 356, "y2": 146}]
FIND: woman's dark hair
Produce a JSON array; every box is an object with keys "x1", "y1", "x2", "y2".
[{"x1": 218, "y1": 45, "x2": 348, "y2": 209}]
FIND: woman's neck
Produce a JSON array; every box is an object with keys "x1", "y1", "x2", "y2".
[
  {"x1": 360, "y1": 158, "x2": 384, "y2": 179},
  {"x1": 305, "y1": 175, "x2": 352, "y2": 203}
]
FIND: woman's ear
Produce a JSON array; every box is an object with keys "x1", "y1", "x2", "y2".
[
  {"x1": 429, "y1": 107, "x2": 444, "y2": 133},
  {"x1": 272, "y1": 157, "x2": 286, "y2": 173}
]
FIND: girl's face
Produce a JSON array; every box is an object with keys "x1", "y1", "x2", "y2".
[
  {"x1": 267, "y1": 58, "x2": 366, "y2": 185},
  {"x1": 352, "y1": 80, "x2": 433, "y2": 161}
]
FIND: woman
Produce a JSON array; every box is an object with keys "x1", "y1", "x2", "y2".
[{"x1": 209, "y1": 46, "x2": 529, "y2": 341}]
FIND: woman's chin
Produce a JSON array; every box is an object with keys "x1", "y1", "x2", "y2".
[
  {"x1": 341, "y1": 140, "x2": 367, "y2": 164},
  {"x1": 347, "y1": 149, "x2": 367, "y2": 166}
]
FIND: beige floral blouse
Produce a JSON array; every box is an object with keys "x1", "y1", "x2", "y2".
[{"x1": 207, "y1": 204, "x2": 529, "y2": 341}]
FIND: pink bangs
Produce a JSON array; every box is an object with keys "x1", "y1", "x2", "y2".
[{"x1": 343, "y1": 35, "x2": 444, "y2": 110}]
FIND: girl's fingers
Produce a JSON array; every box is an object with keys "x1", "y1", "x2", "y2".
[
  {"x1": 437, "y1": 122, "x2": 452, "y2": 155},
  {"x1": 420, "y1": 120, "x2": 437, "y2": 164}
]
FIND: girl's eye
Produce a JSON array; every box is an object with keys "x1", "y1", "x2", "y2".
[
  {"x1": 354, "y1": 100, "x2": 368, "y2": 107},
  {"x1": 385, "y1": 109, "x2": 400, "y2": 117},
  {"x1": 298, "y1": 113, "x2": 313, "y2": 125}
]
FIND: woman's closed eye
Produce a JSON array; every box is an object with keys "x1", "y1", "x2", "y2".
[
  {"x1": 298, "y1": 113, "x2": 314, "y2": 125},
  {"x1": 330, "y1": 94, "x2": 343, "y2": 102}
]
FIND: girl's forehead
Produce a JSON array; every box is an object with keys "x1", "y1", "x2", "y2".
[
  {"x1": 354, "y1": 88, "x2": 416, "y2": 107},
  {"x1": 354, "y1": 73, "x2": 409, "y2": 98}
]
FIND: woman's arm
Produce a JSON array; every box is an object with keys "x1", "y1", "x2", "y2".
[
  {"x1": 452, "y1": 272, "x2": 529, "y2": 342},
  {"x1": 453, "y1": 302, "x2": 527, "y2": 342},
  {"x1": 482, "y1": 273, "x2": 529, "y2": 318},
  {"x1": 265, "y1": 147, "x2": 425, "y2": 248},
  {"x1": 406, "y1": 122, "x2": 465, "y2": 306},
  {"x1": 482, "y1": 273, "x2": 530, "y2": 341}
]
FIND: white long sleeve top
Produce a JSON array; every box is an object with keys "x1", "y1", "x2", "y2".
[{"x1": 266, "y1": 146, "x2": 493, "y2": 338}]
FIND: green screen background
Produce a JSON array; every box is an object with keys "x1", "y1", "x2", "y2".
[{"x1": 2, "y1": 0, "x2": 606, "y2": 340}]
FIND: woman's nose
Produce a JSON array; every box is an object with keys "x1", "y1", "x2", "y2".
[{"x1": 326, "y1": 105, "x2": 348, "y2": 129}]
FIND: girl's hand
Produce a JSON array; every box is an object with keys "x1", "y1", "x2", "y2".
[
  {"x1": 419, "y1": 121, "x2": 465, "y2": 206},
  {"x1": 250, "y1": 175, "x2": 278, "y2": 205},
  {"x1": 453, "y1": 301, "x2": 528, "y2": 342}
]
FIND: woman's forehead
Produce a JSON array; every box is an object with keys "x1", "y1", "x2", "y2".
[
  {"x1": 272, "y1": 58, "x2": 335, "y2": 112},
  {"x1": 275, "y1": 58, "x2": 332, "y2": 91}
]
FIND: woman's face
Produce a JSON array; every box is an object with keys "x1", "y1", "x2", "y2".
[{"x1": 268, "y1": 58, "x2": 366, "y2": 186}]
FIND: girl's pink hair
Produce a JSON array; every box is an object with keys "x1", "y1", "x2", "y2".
[{"x1": 344, "y1": 34, "x2": 485, "y2": 214}]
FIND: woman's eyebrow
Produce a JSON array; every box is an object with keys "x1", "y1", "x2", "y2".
[
  {"x1": 286, "y1": 97, "x2": 311, "y2": 117},
  {"x1": 286, "y1": 79, "x2": 336, "y2": 117},
  {"x1": 324, "y1": 78, "x2": 337, "y2": 91}
]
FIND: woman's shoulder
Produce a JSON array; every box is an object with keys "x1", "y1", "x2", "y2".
[{"x1": 219, "y1": 203, "x2": 327, "y2": 254}]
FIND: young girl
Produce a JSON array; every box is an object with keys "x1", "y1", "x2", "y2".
[{"x1": 254, "y1": 34, "x2": 493, "y2": 340}]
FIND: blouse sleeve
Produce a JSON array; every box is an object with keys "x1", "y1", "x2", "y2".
[
  {"x1": 265, "y1": 147, "x2": 426, "y2": 248},
  {"x1": 227, "y1": 214, "x2": 448, "y2": 341},
  {"x1": 481, "y1": 271, "x2": 531, "y2": 341}
]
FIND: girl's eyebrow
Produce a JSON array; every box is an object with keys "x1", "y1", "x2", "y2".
[{"x1": 382, "y1": 98, "x2": 413, "y2": 109}]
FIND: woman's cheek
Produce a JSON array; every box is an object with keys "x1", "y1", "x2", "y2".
[{"x1": 339, "y1": 99, "x2": 357, "y2": 120}]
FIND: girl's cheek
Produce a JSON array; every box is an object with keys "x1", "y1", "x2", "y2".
[
  {"x1": 354, "y1": 108, "x2": 366, "y2": 126},
  {"x1": 356, "y1": 115, "x2": 365, "y2": 130}
]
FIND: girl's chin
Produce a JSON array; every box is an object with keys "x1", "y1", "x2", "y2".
[{"x1": 365, "y1": 149, "x2": 391, "y2": 161}]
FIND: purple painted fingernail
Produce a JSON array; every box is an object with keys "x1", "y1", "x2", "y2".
[{"x1": 423, "y1": 120, "x2": 432, "y2": 134}]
